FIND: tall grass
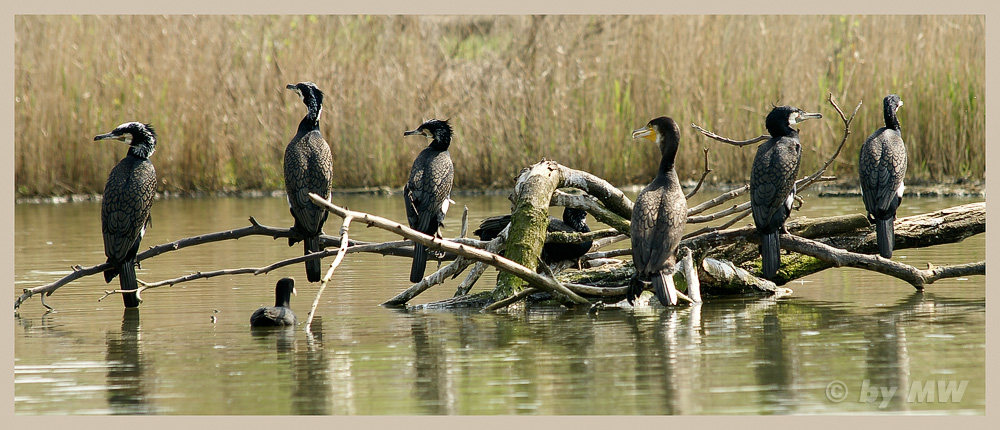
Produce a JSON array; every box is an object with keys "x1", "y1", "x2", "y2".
[{"x1": 14, "y1": 15, "x2": 985, "y2": 196}]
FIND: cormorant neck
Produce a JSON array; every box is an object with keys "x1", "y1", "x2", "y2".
[
  {"x1": 657, "y1": 138, "x2": 678, "y2": 174},
  {"x1": 127, "y1": 138, "x2": 155, "y2": 160},
  {"x1": 884, "y1": 106, "x2": 901, "y2": 132},
  {"x1": 429, "y1": 136, "x2": 450, "y2": 151},
  {"x1": 297, "y1": 107, "x2": 321, "y2": 135}
]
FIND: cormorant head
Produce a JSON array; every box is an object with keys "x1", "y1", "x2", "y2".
[
  {"x1": 883, "y1": 94, "x2": 903, "y2": 131},
  {"x1": 765, "y1": 105, "x2": 822, "y2": 137},
  {"x1": 404, "y1": 118, "x2": 452, "y2": 149},
  {"x1": 94, "y1": 122, "x2": 157, "y2": 159},
  {"x1": 275, "y1": 277, "x2": 297, "y2": 307},
  {"x1": 562, "y1": 207, "x2": 589, "y2": 231},
  {"x1": 286, "y1": 82, "x2": 324, "y2": 119},
  {"x1": 632, "y1": 116, "x2": 681, "y2": 165}
]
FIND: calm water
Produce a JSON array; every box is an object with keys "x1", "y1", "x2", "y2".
[{"x1": 13, "y1": 192, "x2": 986, "y2": 415}]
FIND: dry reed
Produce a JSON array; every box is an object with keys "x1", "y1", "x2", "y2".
[{"x1": 14, "y1": 15, "x2": 985, "y2": 197}]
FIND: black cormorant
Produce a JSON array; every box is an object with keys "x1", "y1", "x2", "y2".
[
  {"x1": 473, "y1": 207, "x2": 592, "y2": 264},
  {"x1": 250, "y1": 277, "x2": 297, "y2": 327},
  {"x1": 629, "y1": 116, "x2": 688, "y2": 306},
  {"x1": 750, "y1": 105, "x2": 822, "y2": 280},
  {"x1": 95, "y1": 122, "x2": 158, "y2": 308},
  {"x1": 284, "y1": 82, "x2": 333, "y2": 283},
  {"x1": 859, "y1": 94, "x2": 906, "y2": 258},
  {"x1": 403, "y1": 119, "x2": 455, "y2": 283}
]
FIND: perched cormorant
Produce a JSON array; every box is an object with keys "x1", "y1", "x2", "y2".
[
  {"x1": 95, "y1": 122, "x2": 158, "y2": 308},
  {"x1": 750, "y1": 105, "x2": 822, "y2": 280},
  {"x1": 250, "y1": 277, "x2": 297, "y2": 327},
  {"x1": 859, "y1": 94, "x2": 906, "y2": 258},
  {"x1": 403, "y1": 119, "x2": 455, "y2": 283},
  {"x1": 629, "y1": 116, "x2": 688, "y2": 306},
  {"x1": 283, "y1": 82, "x2": 333, "y2": 283},
  {"x1": 473, "y1": 207, "x2": 592, "y2": 264}
]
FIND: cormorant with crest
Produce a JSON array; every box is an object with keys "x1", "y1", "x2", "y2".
[
  {"x1": 283, "y1": 82, "x2": 333, "y2": 283},
  {"x1": 403, "y1": 119, "x2": 455, "y2": 283},
  {"x1": 95, "y1": 121, "x2": 158, "y2": 308}
]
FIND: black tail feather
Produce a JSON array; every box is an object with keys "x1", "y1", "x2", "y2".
[
  {"x1": 118, "y1": 261, "x2": 140, "y2": 308},
  {"x1": 627, "y1": 275, "x2": 644, "y2": 305},
  {"x1": 305, "y1": 235, "x2": 322, "y2": 282},
  {"x1": 760, "y1": 231, "x2": 780, "y2": 280},
  {"x1": 410, "y1": 243, "x2": 427, "y2": 283},
  {"x1": 875, "y1": 217, "x2": 895, "y2": 259}
]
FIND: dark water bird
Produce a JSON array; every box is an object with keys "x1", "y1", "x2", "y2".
[
  {"x1": 859, "y1": 94, "x2": 907, "y2": 258},
  {"x1": 95, "y1": 122, "x2": 158, "y2": 308},
  {"x1": 473, "y1": 207, "x2": 593, "y2": 264},
  {"x1": 403, "y1": 119, "x2": 455, "y2": 283},
  {"x1": 283, "y1": 82, "x2": 333, "y2": 283},
  {"x1": 750, "y1": 105, "x2": 822, "y2": 280},
  {"x1": 250, "y1": 277, "x2": 298, "y2": 327},
  {"x1": 628, "y1": 116, "x2": 688, "y2": 306}
]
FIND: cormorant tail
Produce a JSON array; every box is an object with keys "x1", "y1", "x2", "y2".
[
  {"x1": 305, "y1": 235, "x2": 322, "y2": 282},
  {"x1": 118, "y1": 261, "x2": 140, "y2": 308},
  {"x1": 410, "y1": 243, "x2": 427, "y2": 283},
  {"x1": 876, "y1": 216, "x2": 895, "y2": 259},
  {"x1": 761, "y1": 231, "x2": 781, "y2": 280}
]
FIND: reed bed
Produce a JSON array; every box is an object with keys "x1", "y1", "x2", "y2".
[{"x1": 14, "y1": 15, "x2": 984, "y2": 197}]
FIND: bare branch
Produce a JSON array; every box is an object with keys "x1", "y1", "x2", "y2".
[
  {"x1": 687, "y1": 185, "x2": 749, "y2": 216},
  {"x1": 690, "y1": 123, "x2": 769, "y2": 147},
  {"x1": 685, "y1": 147, "x2": 713, "y2": 199}
]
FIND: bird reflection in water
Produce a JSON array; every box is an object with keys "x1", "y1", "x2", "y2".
[{"x1": 105, "y1": 308, "x2": 153, "y2": 414}]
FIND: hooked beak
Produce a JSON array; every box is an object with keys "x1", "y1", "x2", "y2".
[
  {"x1": 794, "y1": 111, "x2": 823, "y2": 123},
  {"x1": 631, "y1": 125, "x2": 656, "y2": 141},
  {"x1": 94, "y1": 132, "x2": 127, "y2": 142},
  {"x1": 403, "y1": 128, "x2": 423, "y2": 137}
]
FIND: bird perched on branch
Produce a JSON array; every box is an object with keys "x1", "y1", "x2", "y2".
[
  {"x1": 250, "y1": 277, "x2": 297, "y2": 327},
  {"x1": 750, "y1": 105, "x2": 822, "y2": 280},
  {"x1": 283, "y1": 82, "x2": 333, "y2": 283},
  {"x1": 95, "y1": 122, "x2": 158, "y2": 308},
  {"x1": 474, "y1": 207, "x2": 592, "y2": 265},
  {"x1": 629, "y1": 116, "x2": 688, "y2": 306},
  {"x1": 859, "y1": 94, "x2": 906, "y2": 259},
  {"x1": 403, "y1": 119, "x2": 455, "y2": 283}
]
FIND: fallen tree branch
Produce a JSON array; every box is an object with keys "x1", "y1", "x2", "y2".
[
  {"x1": 781, "y1": 235, "x2": 984, "y2": 289},
  {"x1": 308, "y1": 192, "x2": 590, "y2": 306}
]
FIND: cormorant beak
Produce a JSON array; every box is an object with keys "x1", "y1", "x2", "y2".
[
  {"x1": 793, "y1": 111, "x2": 822, "y2": 124},
  {"x1": 631, "y1": 125, "x2": 656, "y2": 141},
  {"x1": 286, "y1": 84, "x2": 302, "y2": 97},
  {"x1": 403, "y1": 128, "x2": 424, "y2": 137},
  {"x1": 896, "y1": 100, "x2": 903, "y2": 111},
  {"x1": 94, "y1": 132, "x2": 129, "y2": 143}
]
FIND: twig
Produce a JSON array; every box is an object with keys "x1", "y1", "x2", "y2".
[
  {"x1": 688, "y1": 202, "x2": 750, "y2": 224},
  {"x1": 308, "y1": 193, "x2": 590, "y2": 306},
  {"x1": 306, "y1": 215, "x2": 354, "y2": 331},
  {"x1": 683, "y1": 208, "x2": 752, "y2": 239},
  {"x1": 690, "y1": 123, "x2": 769, "y2": 147},
  {"x1": 797, "y1": 93, "x2": 861, "y2": 190},
  {"x1": 687, "y1": 185, "x2": 749, "y2": 216},
  {"x1": 685, "y1": 147, "x2": 713, "y2": 199}
]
